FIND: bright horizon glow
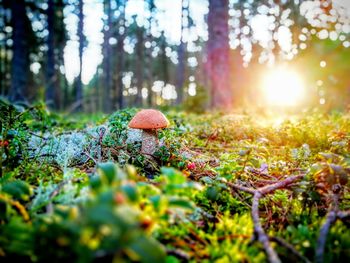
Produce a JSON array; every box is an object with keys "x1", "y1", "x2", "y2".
[{"x1": 260, "y1": 67, "x2": 305, "y2": 106}]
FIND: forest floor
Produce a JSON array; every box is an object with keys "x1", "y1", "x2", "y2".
[{"x1": 1, "y1": 101, "x2": 350, "y2": 263}]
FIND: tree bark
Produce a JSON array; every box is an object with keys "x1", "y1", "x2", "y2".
[
  {"x1": 55, "y1": 0, "x2": 66, "y2": 110},
  {"x1": 207, "y1": 0, "x2": 232, "y2": 109},
  {"x1": 175, "y1": 0, "x2": 187, "y2": 105},
  {"x1": 9, "y1": 0, "x2": 30, "y2": 102},
  {"x1": 135, "y1": 25, "x2": 144, "y2": 107},
  {"x1": 76, "y1": 0, "x2": 84, "y2": 111},
  {"x1": 115, "y1": 0, "x2": 127, "y2": 110},
  {"x1": 145, "y1": 0, "x2": 155, "y2": 107},
  {"x1": 102, "y1": 0, "x2": 112, "y2": 113},
  {"x1": 0, "y1": 4, "x2": 3, "y2": 96},
  {"x1": 160, "y1": 31, "x2": 169, "y2": 84},
  {"x1": 0, "y1": 28, "x2": 3, "y2": 96},
  {"x1": 46, "y1": 0, "x2": 56, "y2": 109},
  {"x1": 3, "y1": 19, "x2": 10, "y2": 96}
]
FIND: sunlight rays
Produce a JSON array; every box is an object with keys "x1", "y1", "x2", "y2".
[{"x1": 260, "y1": 67, "x2": 305, "y2": 107}]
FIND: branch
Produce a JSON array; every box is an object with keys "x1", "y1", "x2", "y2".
[
  {"x1": 258, "y1": 174, "x2": 305, "y2": 195},
  {"x1": 269, "y1": 236, "x2": 311, "y2": 263},
  {"x1": 227, "y1": 174, "x2": 306, "y2": 263},
  {"x1": 226, "y1": 181, "x2": 255, "y2": 194},
  {"x1": 252, "y1": 191, "x2": 281, "y2": 263},
  {"x1": 166, "y1": 248, "x2": 190, "y2": 261},
  {"x1": 337, "y1": 210, "x2": 350, "y2": 220},
  {"x1": 315, "y1": 190, "x2": 341, "y2": 263},
  {"x1": 315, "y1": 210, "x2": 337, "y2": 263},
  {"x1": 83, "y1": 151, "x2": 97, "y2": 165}
]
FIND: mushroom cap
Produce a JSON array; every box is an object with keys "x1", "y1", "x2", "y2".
[{"x1": 128, "y1": 109, "x2": 169, "y2": 129}]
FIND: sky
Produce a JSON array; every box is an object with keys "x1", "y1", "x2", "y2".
[{"x1": 63, "y1": 0, "x2": 350, "y2": 85}]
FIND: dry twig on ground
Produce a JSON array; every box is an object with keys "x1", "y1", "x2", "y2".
[{"x1": 227, "y1": 174, "x2": 305, "y2": 263}]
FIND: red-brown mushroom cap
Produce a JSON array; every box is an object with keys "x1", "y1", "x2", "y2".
[{"x1": 128, "y1": 109, "x2": 169, "y2": 129}]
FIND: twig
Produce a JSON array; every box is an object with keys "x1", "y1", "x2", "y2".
[
  {"x1": 83, "y1": 151, "x2": 97, "y2": 164},
  {"x1": 226, "y1": 181, "x2": 256, "y2": 194},
  {"x1": 97, "y1": 127, "x2": 106, "y2": 163},
  {"x1": 166, "y1": 248, "x2": 190, "y2": 261},
  {"x1": 258, "y1": 174, "x2": 305, "y2": 195},
  {"x1": 315, "y1": 210, "x2": 337, "y2": 263},
  {"x1": 46, "y1": 180, "x2": 70, "y2": 214},
  {"x1": 337, "y1": 210, "x2": 350, "y2": 220},
  {"x1": 28, "y1": 131, "x2": 49, "y2": 140},
  {"x1": 28, "y1": 153, "x2": 56, "y2": 159},
  {"x1": 227, "y1": 174, "x2": 306, "y2": 263},
  {"x1": 252, "y1": 191, "x2": 281, "y2": 263},
  {"x1": 315, "y1": 189, "x2": 340, "y2": 263},
  {"x1": 269, "y1": 236, "x2": 311, "y2": 263}
]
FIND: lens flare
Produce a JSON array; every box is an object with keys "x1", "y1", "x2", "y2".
[{"x1": 260, "y1": 68, "x2": 305, "y2": 106}]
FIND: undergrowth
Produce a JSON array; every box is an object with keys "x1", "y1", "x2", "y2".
[{"x1": 0, "y1": 100, "x2": 349, "y2": 262}]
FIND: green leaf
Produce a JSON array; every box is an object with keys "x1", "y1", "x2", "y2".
[
  {"x1": 129, "y1": 235, "x2": 166, "y2": 263},
  {"x1": 206, "y1": 186, "x2": 219, "y2": 201},
  {"x1": 89, "y1": 175, "x2": 102, "y2": 191},
  {"x1": 166, "y1": 256, "x2": 181, "y2": 263},
  {"x1": 161, "y1": 167, "x2": 186, "y2": 184},
  {"x1": 168, "y1": 197, "x2": 194, "y2": 210},
  {"x1": 2, "y1": 180, "x2": 32, "y2": 201},
  {"x1": 122, "y1": 184, "x2": 139, "y2": 202},
  {"x1": 150, "y1": 195, "x2": 162, "y2": 211},
  {"x1": 98, "y1": 162, "x2": 118, "y2": 184}
]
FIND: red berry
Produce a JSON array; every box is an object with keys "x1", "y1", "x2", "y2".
[
  {"x1": 114, "y1": 192, "x2": 126, "y2": 204},
  {"x1": 187, "y1": 162, "x2": 196, "y2": 170}
]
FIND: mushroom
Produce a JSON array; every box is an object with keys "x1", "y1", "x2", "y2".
[{"x1": 128, "y1": 109, "x2": 169, "y2": 155}]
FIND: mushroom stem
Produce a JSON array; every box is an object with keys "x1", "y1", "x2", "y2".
[{"x1": 141, "y1": 129, "x2": 158, "y2": 155}]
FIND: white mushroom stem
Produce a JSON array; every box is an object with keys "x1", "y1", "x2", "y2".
[{"x1": 141, "y1": 129, "x2": 158, "y2": 155}]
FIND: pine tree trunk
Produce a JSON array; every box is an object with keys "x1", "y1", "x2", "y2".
[
  {"x1": 0, "y1": 27, "x2": 3, "y2": 96},
  {"x1": 115, "y1": 0, "x2": 127, "y2": 110},
  {"x1": 4, "y1": 25, "x2": 10, "y2": 96},
  {"x1": 102, "y1": 0, "x2": 112, "y2": 112},
  {"x1": 54, "y1": 0, "x2": 66, "y2": 109},
  {"x1": 76, "y1": 0, "x2": 84, "y2": 111},
  {"x1": 135, "y1": 26, "x2": 144, "y2": 107},
  {"x1": 176, "y1": 0, "x2": 186, "y2": 105},
  {"x1": 9, "y1": 0, "x2": 29, "y2": 102},
  {"x1": 116, "y1": 31, "x2": 125, "y2": 110},
  {"x1": 4, "y1": 13, "x2": 10, "y2": 97},
  {"x1": 0, "y1": 5, "x2": 3, "y2": 95},
  {"x1": 207, "y1": 0, "x2": 232, "y2": 109},
  {"x1": 160, "y1": 31, "x2": 169, "y2": 84},
  {"x1": 145, "y1": 0, "x2": 155, "y2": 107},
  {"x1": 46, "y1": 0, "x2": 56, "y2": 109}
]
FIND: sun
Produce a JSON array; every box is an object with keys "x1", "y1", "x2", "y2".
[{"x1": 260, "y1": 67, "x2": 305, "y2": 106}]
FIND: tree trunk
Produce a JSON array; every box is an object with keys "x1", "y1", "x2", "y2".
[
  {"x1": 160, "y1": 31, "x2": 169, "y2": 84},
  {"x1": 135, "y1": 25, "x2": 144, "y2": 107},
  {"x1": 0, "y1": 4, "x2": 3, "y2": 95},
  {"x1": 4, "y1": 23, "x2": 10, "y2": 96},
  {"x1": 115, "y1": 0, "x2": 127, "y2": 110},
  {"x1": 46, "y1": 0, "x2": 56, "y2": 109},
  {"x1": 102, "y1": 0, "x2": 112, "y2": 113},
  {"x1": 115, "y1": 30, "x2": 125, "y2": 110},
  {"x1": 0, "y1": 28, "x2": 3, "y2": 96},
  {"x1": 175, "y1": 0, "x2": 187, "y2": 105},
  {"x1": 207, "y1": 0, "x2": 232, "y2": 109},
  {"x1": 4, "y1": 8, "x2": 11, "y2": 97},
  {"x1": 76, "y1": 0, "x2": 84, "y2": 111},
  {"x1": 55, "y1": 0, "x2": 66, "y2": 110},
  {"x1": 145, "y1": 0, "x2": 155, "y2": 108},
  {"x1": 9, "y1": 0, "x2": 30, "y2": 102}
]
